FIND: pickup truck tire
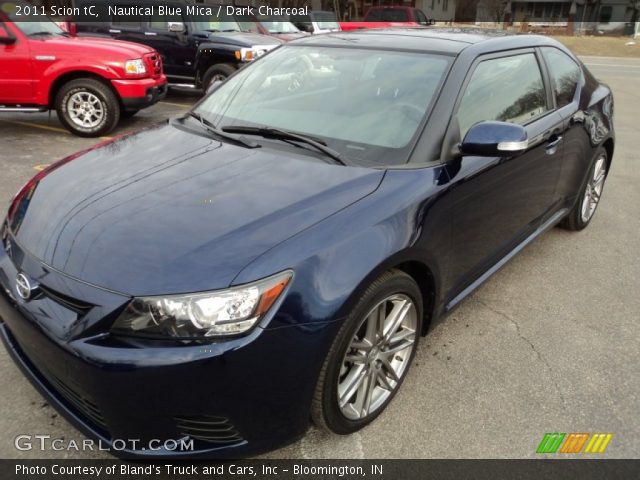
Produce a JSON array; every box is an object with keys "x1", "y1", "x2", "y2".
[
  {"x1": 55, "y1": 78, "x2": 120, "y2": 137},
  {"x1": 202, "y1": 64, "x2": 236, "y2": 91}
]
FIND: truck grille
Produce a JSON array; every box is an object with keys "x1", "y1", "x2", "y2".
[{"x1": 144, "y1": 53, "x2": 163, "y2": 77}]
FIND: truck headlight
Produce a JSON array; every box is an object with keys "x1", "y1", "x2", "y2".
[
  {"x1": 124, "y1": 59, "x2": 147, "y2": 75},
  {"x1": 111, "y1": 271, "x2": 292, "y2": 339},
  {"x1": 235, "y1": 48, "x2": 255, "y2": 62}
]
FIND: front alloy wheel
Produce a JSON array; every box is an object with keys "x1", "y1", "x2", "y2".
[
  {"x1": 312, "y1": 269, "x2": 422, "y2": 434},
  {"x1": 338, "y1": 294, "x2": 418, "y2": 420}
]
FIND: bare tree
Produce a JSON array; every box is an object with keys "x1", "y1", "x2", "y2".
[{"x1": 483, "y1": 0, "x2": 510, "y2": 22}]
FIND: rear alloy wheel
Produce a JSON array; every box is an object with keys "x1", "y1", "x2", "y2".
[
  {"x1": 312, "y1": 270, "x2": 422, "y2": 434},
  {"x1": 580, "y1": 155, "x2": 607, "y2": 224},
  {"x1": 560, "y1": 147, "x2": 608, "y2": 231}
]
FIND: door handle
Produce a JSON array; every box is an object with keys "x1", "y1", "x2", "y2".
[
  {"x1": 109, "y1": 29, "x2": 121, "y2": 34},
  {"x1": 144, "y1": 32, "x2": 158, "y2": 36},
  {"x1": 546, "y1": 135, "x2": 562, "y2": 154}
]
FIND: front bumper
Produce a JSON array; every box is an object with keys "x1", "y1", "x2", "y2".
[
  {"x1": 111, "y1": 76, "x2": 167, "y2": 112},
  {"x1": 0, "y1": 243, "x2": 337, "y2": 459}
]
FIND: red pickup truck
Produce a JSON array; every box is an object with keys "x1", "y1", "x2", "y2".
[
  {"x1": 0, "y1": 9, "x2": 167, "y2": 137},
  {"x1": 340, "y1": 6, "x2": 433, "y2": 31}
]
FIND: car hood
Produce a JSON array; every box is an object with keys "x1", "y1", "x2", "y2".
[
  {"x1": 8, "y1": 122, "x2": 383, "y2": 296},
  {"x1": 29, "y1": 35, "x2": 155, "y2": 58}
]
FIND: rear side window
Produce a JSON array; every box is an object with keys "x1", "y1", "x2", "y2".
[
  {"x1": 542, "y1": 48, "x2": 581, "y2": 108},
  {"x1": 457, "y1": 53, "x2": 547, "y2": 137}
]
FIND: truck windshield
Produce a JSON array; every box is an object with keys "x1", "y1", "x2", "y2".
[
  {"x1": 191, "y1": 11, "x2": 241, "y2": 32},
  {"x1": 195, "y1": 46, "x2": 450, "y2": 166}
]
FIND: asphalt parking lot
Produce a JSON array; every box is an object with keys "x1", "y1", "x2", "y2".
[{"x1": 0, "y1": 56, "x2": 638, "y2": 459}]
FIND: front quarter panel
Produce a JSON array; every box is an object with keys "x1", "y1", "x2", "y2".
[{"x1": 233, "y1": 166, "x2": 451, "y2": 331}]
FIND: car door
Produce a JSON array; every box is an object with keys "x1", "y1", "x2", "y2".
[
  {"x1": 444, "y1": 50, "x2": 565, "y2": 304},
  {"x1": 0, "y1": 22, "x2": 33, "y2": 103},
  {"x1": 539, "y1": 47, "x2": 587, "y2": 206}
]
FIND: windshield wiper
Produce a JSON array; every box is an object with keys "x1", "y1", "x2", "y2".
[
  {"x1": 185, "y1": 112, "x2": 260, "y2": 149},
  {"x1": 221, "y1": 126, "x2": 346, "y2": 165}
]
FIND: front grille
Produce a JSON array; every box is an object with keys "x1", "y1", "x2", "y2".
[
  {"x1": 174, "y1": 415, "x2": 243, "y2": 445},
  {"x1": 39, "y1": 285, "x2": 93, "y2": 314},
  {"x1": 6, "y1": 331, "x2": 109, "y2": 434},
  {"x1": 45, "y1": 372, "x2": 108, "y2": 432}
]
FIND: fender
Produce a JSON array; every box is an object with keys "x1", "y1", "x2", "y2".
[
  {"x1": 34, "y1": 62, "x2": 121, "y2": 105},
  {"x1": 232, "y1": 166, "x2": 452, "y2": 332},
  {"x1": 194, "y1": 42, "x2": 240, "y2": 83}
]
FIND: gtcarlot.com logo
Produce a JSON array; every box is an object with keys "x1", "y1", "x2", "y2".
[{"x1": 537, "y1": 433, "x2": 613, "y2": 454}]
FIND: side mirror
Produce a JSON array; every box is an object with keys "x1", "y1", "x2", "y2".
[
  {"x1": 460, "y1": 121, "x2": 528, "y2": 157},
  {"x1": 168, "y1": 22, "x2": 186, "y2": 33},
  {"x1": 206, "y1": 79, "x2": 223, "y2": 95}
]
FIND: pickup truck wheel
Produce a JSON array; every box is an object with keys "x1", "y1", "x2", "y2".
[
  {"x1": 55, "y1": 78, "x2": 120, "y2": 137},
  {"x1": 202, "y1": 64, "x2": 236, "y2": 91}
]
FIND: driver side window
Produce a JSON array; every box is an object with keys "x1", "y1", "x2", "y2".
[{"x1": 457, "y1": 53, "x2": 548, "y2": 137}]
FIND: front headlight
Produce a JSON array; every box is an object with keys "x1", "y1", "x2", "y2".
[
  {"x1": 124, "y1": 59, "x2": 146, "y2": 75},
  {"x1": 111, "y1": 271, "x2": 292, "y2": 339}
]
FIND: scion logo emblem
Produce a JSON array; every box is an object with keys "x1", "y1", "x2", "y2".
[{"x1": 15, "y1": 273, "x2": 33, "y2": 301}]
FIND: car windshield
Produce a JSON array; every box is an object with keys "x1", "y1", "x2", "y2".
[
  {"x1": 191, "y1": 11, "x2": 241, "y2": 32},
  {"x1": 257, "y1": 15, "x2": 301, "y2": 33},
  {"x1": 195, "y1": 46, "x2": 450, "y2": 165}
]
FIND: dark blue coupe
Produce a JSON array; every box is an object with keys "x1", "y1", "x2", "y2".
[{"x1": 0, "y1": 28, "x2": 614, "y2": 458}]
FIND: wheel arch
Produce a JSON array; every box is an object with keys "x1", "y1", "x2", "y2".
[
  {"x1": 336, "y1": 251, "x2": 441, "y2": 337},
  {"x1": 602, "y1": 137, "x2": 614, "y2": 170},
  {"x1": 48, "y1": 71, "x2": 119, "y2": 108}
]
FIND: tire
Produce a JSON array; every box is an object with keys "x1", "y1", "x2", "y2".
[
  {"x1": 311, "y1": 269, "x2": 423, "y2": 434},
  {"x1": 202, "y1": 64, "x2": 236, "y2": 92},
  {"x1": 55, "y1": 78, "x2": 120, "y2": 137},
  {"x1": 121, "y1": 109, "x2": 139, "y2": 119},
  {"x1": 559, "y1": 146, "x2": 609, "y2": 231}
]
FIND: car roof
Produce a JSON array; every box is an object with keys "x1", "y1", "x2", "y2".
[{"x1": 292, "y1": 27, "x2": 565, "y2": 56}]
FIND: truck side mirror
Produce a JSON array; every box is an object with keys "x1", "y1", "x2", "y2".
[{"x1": 168, "y1": 22, "x2": 186, "y2": 33}]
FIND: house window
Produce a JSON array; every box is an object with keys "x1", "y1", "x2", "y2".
[{"x1": 599, "y1": 6, "x2": 613, "y2": 23}]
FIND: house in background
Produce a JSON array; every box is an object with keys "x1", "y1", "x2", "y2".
[
  {"x1": 353, "y1": 0, "x2": 456, "y2": 21},
  {"x1": 461, "y1": 0, "x2": 638, "y2": 34}
]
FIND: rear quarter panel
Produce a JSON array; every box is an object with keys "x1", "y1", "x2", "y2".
[{"x1": 555, "y1": 63, "x2": 614, "y2": 206}]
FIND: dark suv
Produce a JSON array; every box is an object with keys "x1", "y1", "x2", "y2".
[{"x1": 74, "y1": 0, "x2": 281, "y2": 90}]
